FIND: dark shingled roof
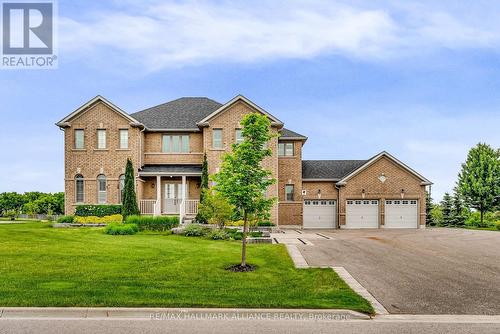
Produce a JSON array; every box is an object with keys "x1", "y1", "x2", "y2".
[
  {"x1": 302, "y1": 160, "x2": 368, "y2": 180},
  {"x1": 139, "y1": 164, "x2": 202, "y2": 175},
  {"x1": 130, "y1": 97, "x2": 222, "y2": 130},
  {"x1": 279, "y1": 128, "x2": 307, "y2": 139}
]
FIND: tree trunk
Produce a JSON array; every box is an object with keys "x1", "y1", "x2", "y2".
[{"x1": 241, "y1": 210, "x2": 247, "y2": 267}]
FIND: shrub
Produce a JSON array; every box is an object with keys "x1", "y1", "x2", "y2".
[
  {"x1": 465, "y1": 212, "x2": 496, "y2": 227},
  {"x1": 495, "y1": 222, "x2": 500, "y2": 231},
  {"x1": 125, "y1": 215, "x2": 179, "y2": 231},
  {"x1": 183, "y1": 224, "x2": 209, "y2": 237},
  {"x1": 226, "y1": 220, "x2": 244, "y2": 227},
  {"x1": 207, "y1": 229, "x2": 230, "y2": 240},
  {"x1": 226, "y1": 228, "x2": 243, "y2": 240},
  {"x1": 56, "y1": 215, "x2": 74, "y2": 224},
  {"x1": 105, "y1": 223, "x2": 138, "y2": 235},
  {"x1": 249, "y1": 231, "x2": 263, "y2": 237},
  {"x1": 257, "y1": 221, "x2": 274, "y2": 226},
  {"x1": 3, "y1": 209, "x2": 19, "y2": 221},
  {"x1": 75, "y1": 205, "x2": 122, "y2": 217},
  {"x1": 74, "y1": 214, "x2": 123, "y2": 224}
]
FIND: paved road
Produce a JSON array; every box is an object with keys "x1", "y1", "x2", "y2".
[
  {"x1": 296, "y1": 228, "x2": 500, "y2": 315},
  {"x1": 1, "y1": 318, "x2": 499, "y2": 334}
]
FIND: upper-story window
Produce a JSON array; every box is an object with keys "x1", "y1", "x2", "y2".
[
  {"x1": 162, "y1": 135, "x2": 189, "y2": 153},
  {"x1": 97, "y1": 174, "x2": 107, "y2": 204},
  {"x1": 74, "y1": 129, "x2": 84, "y2": 149},
  {"x1": 75, "y1": 174, "x2": 84, "y2": 203},
  {"x1": 278, "y1": 142, "x2": 294, "y2": 156},
  {"x1": 119, "y1": 129, "x2": 129, "y2": 149},
  {"x1": 235, "y1": 129, "x2": 244, "y2": 144},
  {"x1": 285, "y1": 184, "x2": 294, "y2": 201},
  {"x1": 213, "y1": 129, "x2": 223, "y2": 149},
  {"x1": 97, "y1": 129, "x2": 107, "y2": 149}
]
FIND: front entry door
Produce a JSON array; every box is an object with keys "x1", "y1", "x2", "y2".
[{"x1": 163, "y1": 182, "x2": 188, "y2": 213}]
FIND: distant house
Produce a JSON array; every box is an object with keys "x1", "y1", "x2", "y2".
[{"x1": 56, "y1": 95, "x2": 431, "y2": 229}]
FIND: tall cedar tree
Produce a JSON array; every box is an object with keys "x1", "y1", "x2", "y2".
[
  {"x1": 122, "y1": 159, "x2": 140, "y2": 218},
  {"x1": 213, "y1": 113, "x2": 276, "y2": 268},
  {"x1": 451, "y1": 188, "x2": 466, "y2": 226},
  {"x1": 195, "y1": 153, "x2": 210, "y2": 224},
  {"x1": 457, "y1": 143, "x2": 500, "y2": 225},
  {"x1": 425, "y1": 191, "x2": 433, "y2": 226},
  {"x1": 441, "y1": 192, "x2": 453, "y2": 226}
]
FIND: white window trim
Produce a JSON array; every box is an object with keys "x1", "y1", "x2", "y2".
[
  {"x1": 97, "y1": 129, "x2": 107, "y2": 149},
  {"x1": 285, "y1": 184, "x2": 294, "y2": 201},
  {"x1": 162, "y1": 135, "x2": 190, "y2": 153},
  {"x1": 75, "y1": 175, "x2": 84, "y2": 203},
  {"x1": 74, "y1": 129, "x2": 85, "y2": 149},
  {"x1": 278, "y1": 142, "x2": 294, "y2": 157},
  {"x1": 213, "y1": 129, "x2": 223, "y2": 149},
  {"x1": 119, "y1": 129, "x2": 129, "y2": 149},
  {"x1": 97, "y1": 175, "x2": 107, "y2": 204}
]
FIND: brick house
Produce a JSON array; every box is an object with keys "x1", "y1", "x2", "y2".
[{"x1": 56, "y1": 95, "x2": 432, "y2": 229}]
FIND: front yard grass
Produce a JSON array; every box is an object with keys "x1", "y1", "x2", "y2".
[{"x1": 0, "y1": 222, "x2": 373, "y2": 313}]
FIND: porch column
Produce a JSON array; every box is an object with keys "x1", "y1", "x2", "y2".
[
  {"x1": 155, "y1": 175, "x2": 161, "y2": 216},
  {"x1": 180, "y1": 175, "x2": 186, "y2": 223}
]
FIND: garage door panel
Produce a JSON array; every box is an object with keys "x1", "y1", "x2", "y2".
[
  {"x1": 385, "y1": 200, "x2": 418, "y2": 228},
  {"x1": 345, "y1": 200, "x2": 379, "y2": 229},
  {"x1": 303, "y1": 200, "x2": 336, "y2": 229}
]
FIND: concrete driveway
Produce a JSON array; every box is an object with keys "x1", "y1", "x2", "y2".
[{"x1": 294, "y1": 228, "x2": 500, "y2": 315}]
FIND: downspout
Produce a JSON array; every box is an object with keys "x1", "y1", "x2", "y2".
[{"x1": 335, "y1": 184, "x2": 341, "y2": 229}]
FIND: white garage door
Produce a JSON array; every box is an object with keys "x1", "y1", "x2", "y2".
[
  {"x1": 345, "y1": 200, "x2": 379, "y2": 228},
  {"x1": 384, "y1": 200, "x2": 418, "y2": 228},
  {"x1": 303, "y1": 200, "x2": 336, "y2": 229}
]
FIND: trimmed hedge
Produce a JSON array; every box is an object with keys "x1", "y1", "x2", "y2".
[
  {"x1": 125, "y1": 215, "x2": 179, "y2": 231},
  {"x1": 56, "y1": 215, "x2": 74, "y2": 224},
  {"x1": 105, "y1": 223, "x2": 138, "y2": 235},
  {"x1": 75, "y1": 205, "x2": 122, "y2": 217},
  {"x1": 74, "y1": 214, "x2": 123, "y2": 224}
]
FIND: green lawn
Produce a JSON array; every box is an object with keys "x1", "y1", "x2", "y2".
[{"x1": 0, "y1": 222, "x2": 373, "y2": 313}]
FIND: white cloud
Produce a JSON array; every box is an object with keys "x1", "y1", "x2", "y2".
[{"x1": 58, "y1": 0, "x2": 500, "y2": 71}]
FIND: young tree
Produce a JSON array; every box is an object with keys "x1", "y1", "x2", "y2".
[
  {"x1": 213, "y1": 113, "x2": 276, "y2": 269},
  {"x1": 441, "y1": 192, "x2": 453, "y2": 226},
  {"x1": 457, "y1": 143, "x2": 500, "y2": 226},
  {"x1": 198, "y1": 190, "x2": 234, "y2": 229},
  {"x1": 195, "y1": 153, "x2": 210, "y2": 224},
  {"x1": 450, "y1": 188, "x2": 466, "y2": 227},
  {"x1": 122, "y1": 159, "x2": 140, "y2": 219},
  {"x1": 425, "y1": 191, "x2": 433, "y2": 226}
]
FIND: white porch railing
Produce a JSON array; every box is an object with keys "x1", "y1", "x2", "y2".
[
  {"x1": 185, "y1": 199, "x2": 199, "y2": 215},
  {"x1": 139, "y1": 200, "x2": 156, "y2": 215}
]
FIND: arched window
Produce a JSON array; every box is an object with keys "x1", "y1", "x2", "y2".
[
  {"x1": 119, "y1": 174, "x2": 125, "y2": 203},
  {"x1": 97, "y1": 174, "x2": 107, "y2": 204},
  {"x1": 75, "y1": 174, "x2": 84, "y2": 203}
]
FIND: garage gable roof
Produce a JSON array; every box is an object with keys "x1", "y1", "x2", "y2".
[
  {"x1": 336, "y1": 151, "x2": 433, "y2": 186},
  {"x1": 56, "y1": 95, "x2": 142, "y2": 128},
  {"x1": 302, "y1": 160, "x2": 367, "y2": 181}
]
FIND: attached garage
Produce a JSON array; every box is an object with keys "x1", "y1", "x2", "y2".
[
  {"x1": 384, "y1": 200, "x2": 418, "y2": 228},
  {"x1": 303, "y1": 200, "x2": 336, "y2": 229},
  {"x1": 345, "y1": 200, "x2": 379, "y2": 228}
]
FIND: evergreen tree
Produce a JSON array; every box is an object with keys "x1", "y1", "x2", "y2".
[
  {"x1": 425, "y1": 191, "x2": 433, "y2": 226},
  {"x1": 195, "y1": 153, "x2": 210, "y2": 224},
  {"x1": 441, "y1": 192, "x2": 453, "y2": 226},
  {"x1": 450, "y1": 188, "x2": 466, "y2": 227},
  {"x1": 457, "y1": 143, "x2": 500, "y2": 226},
  {"x1": 122, "y1": 159, "x2": 140, "y2": 219}
]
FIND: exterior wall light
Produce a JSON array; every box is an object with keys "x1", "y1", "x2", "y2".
[
  {"x1": 362, "y1": 189, "x2": 366, "y2": 199},
  {"x1": 401, "y1": 189, "x2": 405, "y2": 199}
]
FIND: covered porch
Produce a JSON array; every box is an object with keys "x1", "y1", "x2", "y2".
[{"x1": 137, "y1": 165, "x2": 202, "y2": 223}]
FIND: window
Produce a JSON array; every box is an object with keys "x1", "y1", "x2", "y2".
[
  {"x1": 119, "y1": 129, "x2": 129, "y2": 149},
  {"x1": 162, "y1": 135, "x2": 190, "y2": 153},
  {"x1": 305, "y1": 200, "x2": 311, "y2": 205},
  {"x1": 119, "y1": 174, "x2": 125, "y2": 203},
  {"x1": 74, "y1": 130, "x2": 84, "y2": 149},
  {"x1": 285, "y1": 184, "x2": 294, "y2": 201},
  {"x1": 278, "y1": 142, "x2": 294, "y2": 156},
  {"x1": 75, "y1": 174, "x2": 84, "y2": 203},
  {"x1": 235, "y1": 129, "x2": 244, "y2": 144},
  {"x1": 97, "y1": 129, "x2": 106, "y2": 149},
  {"x1": 213, "y1": 129, "x2": 223, "y2": 149},
  {"x1": 97, "y1": 174, "x2": 107, "y2": 204}
]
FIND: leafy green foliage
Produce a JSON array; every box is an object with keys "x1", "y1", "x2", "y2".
[
  {"x1": 207, "y1": 229, "x2": 230, "y2": 240},
  {"x1": 122, "y1": 159, "x2": 140, "y2": 219},
  {"x1": 75, "y1": 205, "x2": 122, "y2": 217},
  {"x1": 195, "y1": 153, "x2": 210, "y2": 224},
  {"x1": 56, "y1": 215, "x2": 75, "y2": 224},
  {"x1": 183, "y1": 224, "x2": 209, "y2": 237},
  {"x1": 198, "y1": 190, "x2": 234, "y2": 228},
  {"x1": 104, "y1": 223, "x2": 139, "y2": 235},
  {"x1": 440, "y1": 193, "x2": 453, "y2": 226},
  {"x1": 457, "y1": 143, "x2": 500, "y2": 225},
  {"x1": 257, "y1": 220, "x2": 274, "y2": 226},
  {"x1": 0, "y1": 192, "x2": 64, "y2": 216},
  {"x1": 425, "y1": 191, "x2": 433, "y2": 225},
  {"x1": 212, "y1": 113, "x2": 277, "y2": 266},
  {"x1": 450, "y1": 188, "x2": 467, "y2": 227},
  {"x1": 125, "y1": 215, "x2": 179, "y2": 231},
  {"x1": 0, "y1": 192, "x2": 25, "y2": 215}
]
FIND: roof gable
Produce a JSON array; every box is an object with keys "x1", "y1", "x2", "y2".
[
  {"x1": 56, "y1": 95, "x2": 141, "y2": 128},
  {"x1": 336, "y1": 151, "x2": 432, "y2": 185},
  {"x1": 197, "y1": 95, "x2": 284, "y2": 127},
  {"x1": 279, "y1": 128, "x2": 307, "y2": 141}
]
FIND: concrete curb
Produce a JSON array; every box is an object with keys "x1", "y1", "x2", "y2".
[
  {"x1": 374, "y1": 314, "x2": 500, "y2": 323},
  {"x1": 0, "y1": 307, "x2": 370, "y2": 321},
  {"x1": 285, "y1": 244, "x2": 310, "y2": 268}
]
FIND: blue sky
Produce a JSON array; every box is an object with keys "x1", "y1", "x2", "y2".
[{"x1": 1, "y1": 0, "x2": 499, "y2": 201}]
